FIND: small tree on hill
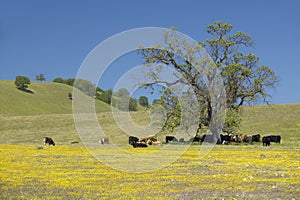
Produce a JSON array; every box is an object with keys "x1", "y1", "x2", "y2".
[
  {"x1": 15, "y1": 76, "x2": 31, "y2": 91},
  {"x1": 139, "y1": 96, "x2": 149, "y2": 107},
  {"x1": 36, "y1": 73, "x2": 46, "y2": 82},
  {"x1": 68, "y1": 93, "x2": 73, "y2": 100},
  {"x1": 53, "y1": 77, "x2": 64, "y2": 83}
]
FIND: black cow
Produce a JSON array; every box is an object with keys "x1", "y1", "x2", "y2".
[
  {"x1": 129, "y1": 136, "x2": 139, "y2": 145},
  {"x1": 189, "y1": 135, "x2": 201, "y2": 143},
  {"x1": 268, "y1": 135, "x2": 281, "y2": 143},
  {"x1": 202, "y1": 134, "x2": 219, "y2": 143},
  {"x1": 166, "y1": 136, "x2": 178, "y2": 143},
  {"x1": 252, "y1": 134, "x2": 261, "y2": 142},
  {"x1": 220, "y1": 134, "x2": 231, "y2": 144},
  {"x1": 262, "y1": 136, "x2": 271, "y2": 146},
  {"x1": 43, "y1": 137, "x2": 55, "y2": 146},
  {"x1": 179, "y1": 138, "x2": 185, "y2": 143},
  {"x1": 132, "y1": 142, "x2": 148, "y2": 148}
]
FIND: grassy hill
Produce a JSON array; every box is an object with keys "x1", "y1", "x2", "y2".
[
  {"x1": 0, "y1": 104, "x2": 299, "y2": 146},
  {"x1": 0, "y1": 80, "x2": 112, "y2": 115},
  {"x1": 239, "y1": 104, "x2": 300, "y2": 146},
  {"x1": 0, "y1": 80, "x2": 299, "y2": 146}
]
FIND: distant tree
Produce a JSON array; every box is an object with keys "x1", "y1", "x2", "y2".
[
  {"x1": 115, "y1": 88, "x2": 130, "y2": 97},
  {"x1": 64, "y1": 78, "x2": 75, "y2": 86},
  {"x1": 139, "y1": 96, "x2": 149, "y2": 107},
  {"x1": 96, "y1": 87, "x2": 104, "y2": 93},
  {"x1": 97, "y1": 89, "x2": 113, "y2": 104},
  {"x1": 152, "y1": 99, "x2": 162, "y2": 105},
  {"x1": 129, "y1": 98, "x2": 138, "y2": 111},
  {"x1": 74, "y1": 79, "x2": 96, "y2": 97},
  {"x1": 111, "y1": 88, "x2": 138, "y2": 111},
  {"x1": 68, "y1": 93, "x2": 73, "y2": 100},
  {"x1": 53, "y1": 77, "x2": 64, "y2": 83},
  {"x1": 15, "y1": 76, "x2": 31, "y2": 91},
  {"x1": 35, "y1": 73, "x2": 46, "y2": 82}
]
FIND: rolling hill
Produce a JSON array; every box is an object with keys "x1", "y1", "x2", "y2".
[
  {"x1": 0, "y1": 80, "x2": 299, "y2": 146},
  {"x1": 0, "y1": 80, "x2": 112, "y2": 115}
]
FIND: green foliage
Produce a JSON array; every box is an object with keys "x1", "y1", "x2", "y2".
[
  {"x1": 53, "y1": 77, "x2": 102, "y2": 98},
  {"x1": 129, "y1": 98, "x2": 137, "y2": 111},
  {"x1": 222, "y1": 109, "x2": 241, "y2": 134},
  {"x1": 114, "y1": 88, "x2": 130, "y2": 97},
  {"x1": 63, "y1": 78, "x2": 75, "y2": 86},
  {"x1": 152, "y1": 99, "x2": 162, "y2": 105},
  {"x1": 139, "y1": 96, "x2": 149, "y2": 107},
  {"x1": 110, "y1": 88, "x2": 138, "y2": 111},
  {"x1": 53, "y1": 77, "x2": 64, "y2": 83},
  {"x1": 14, "y1": 76, "x2": 31, "y2": 91},
  {"x1": 155, "y1": 88, "x2": 181, "y2": 132},
  {"x1": 73, "y1": 79, "x2": 96, "y2": 97},
  {"x1": 96, "y1": 89, "x2": 113, "y2": 104},
  {"x1": 68, "y1": 93, "x2": 72, "y2": 100}
]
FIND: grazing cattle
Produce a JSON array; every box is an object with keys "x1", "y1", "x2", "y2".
[
  {"x1": 220, "y1": 134, "x2": 232, "y2": 144},
  {"x1": 262, "y1": 136, "x2": 271, "y2": 146},
  {"x1": 268, "y1": 135, "x2": 281, "y2": 143},
  {"x1": 71, "y1": 141, "x2": 79, "y2": 144},
  {"x1": 202, "y1": 134, "x2": 219, "y2": 143},
  {"x1": 166, "y1": 136, "x2": 178, "y2": 143},
  {"x1": 189, "y1": 135, "x2": 202, "y2": 143},
  {"x1": 244, "y1": 135, "x2": 253, "y2": 143},
  {"x1": 179, "y1": 138, "x2": 185, "y2": 143},
  {"x1": 222, "y1": 140, "x2": 229, "y2": 145},
  {"x1": 99, "y1": 137, "x2": 109, "y2": 144},
  {"x1": 252, "y1": 134, "x2": 261, "y2": 142},
  {"x1": 234, "y1": 134, "x2": 245, "y2": 143},
  {"x1": 132, "y1": 142, "x2": 148, "y2": 148},
  {"x1": 129, "y1": 136, "x2": 139, "y2": 145},
  {"x1": 43, "y1": 137, "x2": 55, "y2": 146},
  {"x1": 139, "y1": 135, "x2": 157, "y2": 143},
  {"x1": 232, "y1": 135, "x2": 238, "y2": 143}
]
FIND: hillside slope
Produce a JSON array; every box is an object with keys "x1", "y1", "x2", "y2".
[
  {"x1": 239, "y1": 104, "x2": 300, "y2": 146},
  {"x1": 0, "y1": 80, "x2": 112, "y2": 115}
]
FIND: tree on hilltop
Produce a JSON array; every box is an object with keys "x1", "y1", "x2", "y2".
[
  {"x1": 138, "y1": 21, "x2": 278, "y2": 139},
  {"x1": 139, "y1": 96, "x2": 149, "y2": 107},
  {"x1": 15, "y1": 76, "x2": 31, "y2": 91},
  {"x1": 36, "y1": 73, "x2": 46, "y2": 82}
]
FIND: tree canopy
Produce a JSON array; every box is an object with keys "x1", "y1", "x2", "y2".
[
  {"x1": 138, "y1": 21, "x2": 278, "y2": 139},
  {"x1": 15, "y1": 76, "x2": 31, "y2": 91},
  {"x1": 139, "y1": 96, "x2": 149, "y2": 107}
]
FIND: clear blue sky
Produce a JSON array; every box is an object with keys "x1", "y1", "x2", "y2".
[{"x1": 0, "y1": 0, "x2": 299, "y2": 104}]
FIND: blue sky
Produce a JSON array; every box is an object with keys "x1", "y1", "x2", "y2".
[{"x1": 0, "y1": 0, "x2": 299, "y2": 104}]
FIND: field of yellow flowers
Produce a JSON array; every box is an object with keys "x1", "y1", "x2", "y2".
[{"x1": 1, "y1": 144, "x2": 299, "y2": 199}]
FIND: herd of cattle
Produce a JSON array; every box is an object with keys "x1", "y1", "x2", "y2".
[
  {"x1": 127, "y1": 133, "x2": 281, "y2": 148},
  {"x1": 42, "y1": 134, "x2": 281, "y2": 148}
]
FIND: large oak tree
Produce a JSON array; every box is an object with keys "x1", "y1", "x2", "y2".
[{"x1": 138, "y1": 22, "x2": 277, "y2": 140}]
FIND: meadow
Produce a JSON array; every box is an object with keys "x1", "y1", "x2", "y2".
[
  {"x1": 0, "y1": 81, "x2": 300, "y2": 199},
  {"x1": 0, "y1": 144, "x2": 299, "y2": 199}
]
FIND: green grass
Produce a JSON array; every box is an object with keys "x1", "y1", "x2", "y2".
[
  {"x1": 0, "y1": 105, "x2": 299, "y2": 147},
  {"x1": 0, "y1": 80, "x2": 112, "y2": 115},
  {"x1": 239, "y1": 104, "x2": 300, "y2": 146},
  {"x1": 0, "y1": 79, "x2": 299, "y2": 146}
]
